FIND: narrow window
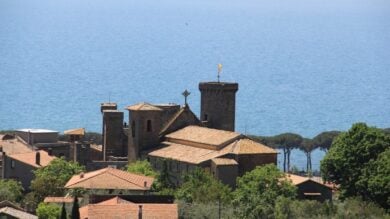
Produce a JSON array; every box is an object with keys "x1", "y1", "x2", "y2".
[
  {"x1": 147, "y1": 120, "x2": 152, "y2": 132},
  {"x1": 11, "y1": 160, "x2": 15, "y2": 169},
  {"x1": 204, "y1": 114, "x2": 208, "y2": 121},
  {"x1": 131, "y1": 121, "x2": 136, "y2": 137}
]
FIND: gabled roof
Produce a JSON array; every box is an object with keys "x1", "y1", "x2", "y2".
[
  {"x1": 165, "y1": 126, "x2": 242, "y2": 149},
  {"x1": 149, "y1": 137, "x2": 277, "y2": 164},
  {"x1": 126, "y1": 102, "x2": 162, "y2": 111},
  {"x1": 64, "y1": 128, "x2": 85, "y2": 136},
  {"x1": 79, "y1": 197, "x2": 178, "y2": 219},
  {"x1": 285, "y1": 174, "x2": 333, "y2": 189},
  {"x1": 159, "y1": 107, "x2": 201, "y2": 136},
  {"x1": 7, "y1": 150, "x2": 55, "y2": 168},
  {"x1": 64, "y1": 167, "x2": 154, "y2": 190},
  {"x1": 0, "y1": 201, "x2": 23, "y2": 210},
  {"x1": 0, "y1": 137, "x2": 33, "y2": 155},
  {"x1": 0, "y1": 207, "x2": 37, "y2": 219}
]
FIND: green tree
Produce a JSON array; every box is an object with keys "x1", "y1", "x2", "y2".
[
  {"x1": 272, "y1": 133, "x2": 303, "y2": 172},
  {"x1": 0, "y1": 179, "x2": 23, "y2": 202},
  {"x1": 299, "y1": 138, "x2": 317, "y2": 173},
  {"x1": 175, "y1": 168, "x2": 232, "y2": 204},
  {"x1": 30, "y1": 158, "x2": 85, "y2": 201},
  {"x1": 313, "y1": 131, "x2": 340, "y2": 152},
  {"x1": 60, "y1": 202, "x2": 67, "y2": 219},
  {"x1": 233, "y1": 164, "x2": 297, "y2": 218},
  {"x1": 360, "y1": 148, "x2": 390, "y2": 209},
  {"x1": 71, "y1": 196, "x2": 80, "y2": 219},
  {"x1": 321, "y1": 123, "x2": 390, "y2": 205},
  {"x1": 126, "y1": 160, "x2": 158, "y2": 177},
  {"x1": 153, "y1": 159, "x2": 175, "y2": 194},
  {"x1": 36, "y1": 203, "x2": 61, "y2": 219}
]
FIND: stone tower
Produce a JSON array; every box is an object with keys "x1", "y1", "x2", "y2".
[
  {"x1": 101, "y1": 103, "x2": 126, "y2": 159},
  {"x1": 199, "y1": 82, "x2": 239, "y2": 131},
  {"x1": 127, "y1": 103, "x2": 163, "y2": 162}
]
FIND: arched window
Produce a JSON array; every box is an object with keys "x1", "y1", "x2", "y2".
[
  {"x1": 131, "y1": 121, "x2": 136, "y2": 137},
  {"x1": 147, "y1": 120, "x2": 152, "y2": 132}
]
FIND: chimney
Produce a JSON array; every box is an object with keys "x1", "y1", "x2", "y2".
[
  {"x1": 48, "y1": 148, "x2": 53, "y2": 156},
  {"x1": 144, "y1": 181, "x2": 147, "y2": 188},
  {"x1": 35, "y1": 152, "x2": 40, "y2": 165},
  {"x1": 80, "y1": 172, "x2": 84, "y2": 178},
  {"x1": 138, "y1": 205, "x2": 143, "y2": 219}
]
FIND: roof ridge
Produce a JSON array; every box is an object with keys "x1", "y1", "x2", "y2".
[
  {"x1": 65, "y1": 168, "x2": 108, "y2": 188},
  {"x1": 159, "y1": 108, "x2": 186, "y2": 135},
  {"x1": 106, "y1": 169, "x2": 149, "y2": 190}
]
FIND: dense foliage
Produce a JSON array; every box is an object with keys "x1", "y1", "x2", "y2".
[
  {"x1": 321, "y1": 123, "x2": 390, "y2": 209},
  {"x1": 36, "y1": 203, "x2": 61, "y2": 219},
  {"x1": 0, "y1": 179, "x2": 23, "y2": 202},
  {"x1": 30, "y1": 157, "x2": 85, "y2": 201},
  {"x1": 233, "y1": 164, "x2": 297, "y2": 218},
  {"x1": 175, "y1": 168, "x2": 232, "y2": 204},
  {"x1": 126, "y1": 160, "x2": 158, "y2": 177}
]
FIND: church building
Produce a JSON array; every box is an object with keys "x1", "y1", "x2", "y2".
[{"x1": 101, "y1": 81, "x2": 277, "y2": 186}]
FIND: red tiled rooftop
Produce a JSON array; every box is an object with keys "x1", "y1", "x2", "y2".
[{"x1": 65, "y1": 167, "x2": 154, "y2": 190}]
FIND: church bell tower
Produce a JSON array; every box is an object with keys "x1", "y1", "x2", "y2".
[{"x1": 199, "y1": 82, "x2": 239, "y2": 131}]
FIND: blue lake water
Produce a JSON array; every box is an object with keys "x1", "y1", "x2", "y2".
[{"x1": 0, "y1": 0, "x2": 389, "y2": 171}]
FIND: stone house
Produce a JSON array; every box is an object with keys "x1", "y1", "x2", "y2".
[
  {"x1": 1, "y1": 150, "x2": 55, "y2": 190},
  {"x1": 64, "y1": 167, "x2": 154, "y2": 196},
  {"x1": 286, "y1": 174, "x2": 333, "y2": 202}
]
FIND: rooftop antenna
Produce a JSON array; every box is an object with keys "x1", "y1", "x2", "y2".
[
  {"x1": 217, "y1": 63, "x2": 222, "y2": 83},
  {"x1": 182, "y1": 89, "x2": 191, "y2": 106}
]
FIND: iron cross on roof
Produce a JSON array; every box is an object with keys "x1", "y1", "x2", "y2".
[{"x1": 182, "y1": 89, "x2": 191, "y2": 106}]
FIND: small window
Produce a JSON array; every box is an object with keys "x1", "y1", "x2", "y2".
[
  {"x1": 11, "y1": 160, "x2": 15, "y2": 169},
  {"x1": 204, "y1": 114, "x2": 208, "y2": 121},
  {"x1": 147, "y1": 120, "x2": 152, "y2": 132},
  {"x1": 131, "y1": 121, "x2": 136, "y2": 137}
]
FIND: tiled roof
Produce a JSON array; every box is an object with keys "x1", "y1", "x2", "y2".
[
  {"x1": 79, "y1": 197, "x2": 178, "y2": 219},
  {"x1": 7, "y1": 150, "x2": 55, "y2": 168},
  {"x1": 165, "y1": 126, "x2": 241, "y2": 148},
  {"x1": 126, "y1": 102, "x2": 162, "y2": 111},
  {"x1": 64, "y1": 128, "x2": 85, "y2": 136},
  {"x1": 285, "y1": 174, "x2": 333, "y2": 189},
  {"x1": 211, "y1": 158, "x2": 238, "y2": 165},
  {"x1": 149, "y1": 137, "x2": 276, "y2": 164},
  {"x1": 95, "y1": 197, "x2": 133, "y2": 205},
  {"x1": 230, "y1": 139, "x2": 277, "y2": 154},
  {"x1": 44, "y1": 197, "x2": 81, "y2": 203},
  {"x1": 0, "y1": 137, "x2": 33, "y2": 155},
  {"x1": 65, "y1": 167, "x2": 154, "y2": 190},
  {"x1": 0, "y1": 207, "x2": 37, "y2": 219}
]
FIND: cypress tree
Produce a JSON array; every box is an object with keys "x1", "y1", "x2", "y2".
[
  {"x1": 60, "y1": 202, "x2": 67, "y2": 219},
  {"x1": 71, "y1": 196, "x2": 80, "y2": 219}
]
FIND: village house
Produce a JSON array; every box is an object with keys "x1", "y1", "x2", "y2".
[
  {"x1": 286, "y1": 174, "x2": 333, "y2": 202},
  {"x1": 0, "y1": 200, "x2": 37, "y2": 219},
  {"x1": 79, "y1": 196, "x2": 178, "y2": 219},
  {"x1": 1, "y1": 150, "x2": 55, "y2": 190},
  {"x1": 64, "y1": 167, "x2": 154, "y2": 196}
]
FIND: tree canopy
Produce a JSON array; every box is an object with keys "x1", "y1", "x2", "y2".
[
  {"x1": 233, "y1": 164, "x2": 297, "y2": 218},
  {"x1": 126, "y1": 160, "x2": 158, "y2": 177},
  {"x1": 36, "y1": 203, "x2": 61, "y2": 219},
  {"x1": 30, "y1": 157, "x2": 85, "y2": 201},
  {"x1": 175, "y1": 168, "x2": 232, "y2": 204},
  {"x1": 0, "y1": 179, "x2": 23, "y2": 203},
  {"x1": 313, "y1": 131, "x2": 341, "y2": 151},
  {"x1": 321, "y1": 123, "x2": 390, "y2": 209}
]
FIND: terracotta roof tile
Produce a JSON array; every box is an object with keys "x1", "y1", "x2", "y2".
[
  {"x1": 65, "y1": 167, "x2": 154, "y2": 190},
  {"x1": 0, "y1": 137, "x2": 33, "y2": 155},
  {"x1": 285, "y1": 174, "x2": 334, "y2": 189},
  {"x1": 43, "y1": 197, "x2": 81, "y2": 203},
  {"x1": 64, "y1": 128, "x2": 85, "y2": 136},
  {"x1": 165, "y1": 126, "x2": 241, "y2": 148},
  {"x1": 126, "y1": 102, "x2": 162, "y2": 111},
  {"x1": 149, "y1": 137, "x2": 276, "y2": 164},
  {"x1": 0, "y1": 207, "x2": 37, "y2": 219},
  {"x1": 7, "y1": 150, "x2": 56, "y2": 168},
  {"x1": 211, "y1": 158, "x2": 238, "y2": 165},
  {"x1": 79, "y1": 197, "x2": 178, "y2": 219}
]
